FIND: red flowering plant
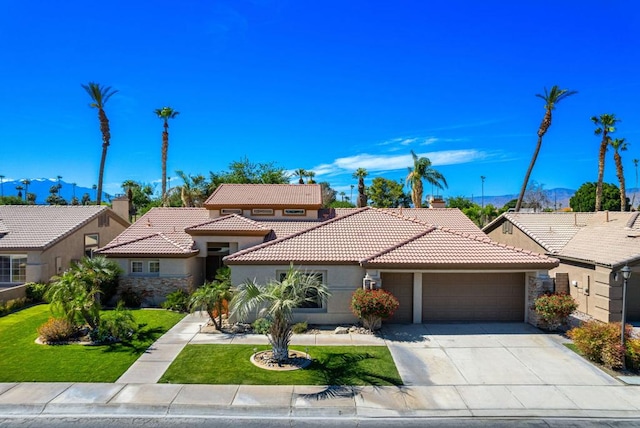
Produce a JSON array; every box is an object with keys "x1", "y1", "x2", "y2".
[
  {"x1": 534, "y1": 292, "x2": 577, "y2": 331},
  {"x1": 350, "y1": 288, "x2": 399, "y2": 331}
]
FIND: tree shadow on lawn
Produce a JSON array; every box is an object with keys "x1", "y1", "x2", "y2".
[
  {"x1": 99, "y1": 323, "x2": 165, "y2": 355},
  {"x1": 300, "y1": 351, "x2": 402, "y2": 400}
]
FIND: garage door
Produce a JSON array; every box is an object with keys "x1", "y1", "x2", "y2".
[
  {"x1": 422, "y1": 273, "x2": 525, "y2": 321},
  {"x1": 381, "y1": 272, "x2": 413, "y2": 323}
]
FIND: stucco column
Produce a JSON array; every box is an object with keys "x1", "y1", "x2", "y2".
[{"x1": 413, "y1": 272, "x2": 422, "y2": 324}]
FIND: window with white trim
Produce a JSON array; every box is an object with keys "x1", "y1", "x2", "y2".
[
  {"x1": 131, "y1": 261, "x2": 143, "y2": 273},
  {"x1": 0, "y1": 255, "x2": 27, "y2": 283}
]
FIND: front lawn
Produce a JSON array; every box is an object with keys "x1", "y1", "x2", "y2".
[
  {"x1": 0, "y1": 304, "x2": 184, "y2": 382},
  {"x1": 159, "y1": 344, "x2": 402, "y2": 386}
]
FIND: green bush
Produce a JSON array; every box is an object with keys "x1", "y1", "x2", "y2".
[
  {"x1": 90, "y1": 302, "x2": 137, "y2": 343},
  {"x1": 626, "y1": 338, "x2": 640, "y2": 371},
  {"x1": 292, "y1": 321, "x2": 308, "y2": 334},
  {"x1": 534, "y1": 292, "x2": 577, "y2": 330},
  {"x1": 25, "y1": 282, "x2": 49, "y2": 303},
  {"x1": 351, "y1": 288, "x2": 399, "y2": 331},
  {"x1": 252, "y1": 317, "x2": 272, "y2": 334},
  {"x1": 37, "y1": 317, "x2": 77, "y2": 342},
  {"x1": 119, "y1": 288, "x2": 141, "y2": 308},
  {"x1": 0, "y1": 301, "x2": 6, "y2": 317},
  {"x1": 162, "y1": 289, "x2": 190, "y2": 312},
  {"x1": 568, "y1": 321, "x2": 634, "y2": 369},
  {"x1": 6, "y1": 297, "x2": 27, "y2": 312}
]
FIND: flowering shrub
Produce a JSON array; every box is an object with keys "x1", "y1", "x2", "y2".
[
  {"x1": 568, "y1": 321, "x2": 634, "y2": 369},
  {"x1": 351, "y1": 288, "x2": 399, "y2": 331},
  {"x1": 534, "y1": 292, "x2": 577, "y2": 330}
]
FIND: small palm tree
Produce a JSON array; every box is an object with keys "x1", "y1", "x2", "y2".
[
  {"x1": 406, "y1": 151, "x2": 447, "y2": 207},
  {"x1": 293, "y1": 168, "x2": 307, "y2": 184},
  {"x1": 515, "y1": 86, "x2": 577, "y2": 212},
  {"x1": 155, "y1": 106, "x2": 180, "y2": 206},
  {"x1": 352, "y1": 168, "x2": 368, "y2": 207},
  {"x1": 306, "y1": 170, "x2": 316, "y2": 184},
  {"x1": 46, "y1": 270, "x2": 102, "y2": 330},
  {"x1": 592, "y1": 113, "x2": 620, "y2": 211},
  {"x1": 610, "y1": 138, "x2": 629, "y2": 211},
  {"x1": 230, "y1": 265, "x2": 330, "y2": 363},
  {"x1": 633, "y1": 159, "x2": 639, "y2": 208},
  {"x1": 21, "y1": 179, "x2": 31, "y2": 201},
  {"x1": 82, "y1": 82, "x2": 118, "y2": 205},
  {"x1": 189, "y1": 267, "x2": 232, "y2": 330}
]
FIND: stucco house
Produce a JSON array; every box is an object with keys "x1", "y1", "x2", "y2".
[
  {"x1": 0, "y1": 205, "x2": 129, "y2": 300},
  {"x1": 98, "y1": 184, "x2": 558, "y2": 323},
  {"x1": 484, "y1": 211, "x2": 640, "y2": 323}
]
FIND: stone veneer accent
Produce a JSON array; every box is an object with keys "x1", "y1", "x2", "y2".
[
  {"x1": 527, "y1": 273, "x2": 554, "y2": 328},
  {"x1": 118, "y1": 275, "x2": 194, "y2": 307}
]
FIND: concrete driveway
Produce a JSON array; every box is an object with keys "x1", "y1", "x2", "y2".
[{"x1": 382, "y1": 323, "x2": 619, "y2": 387}]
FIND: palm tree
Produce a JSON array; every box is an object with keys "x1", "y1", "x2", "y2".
[
  {"x1": 610, "y1": 138, "x2": 629, "y2": 211},
  {"x1": 339, "y1": 191, "x2": 346, "y2": 202},
  {"x1": 82, "y1": 82, "x2": 118, "y2": 205},
  {"x1": 633, "y1": 159, "x2": 639, "y2": 209},
  {"x1": 0, "y1": 175, "x2": 4, "y2": 198},
  {"x1": 230, "y1": 265, "x2": 330, "y2": 363},
  {"x1": 293, "y1": 168, "x2": 307, "y2": 184},
  {"x1": 15, "y1": 185, "x2": 23, "y2": 199},
  {"x1": 20, "y1": 179, "x2": 31, "y2": 201},
  {"x1": 176, "y1": 170, "x2": 206, "y2": 207},
  {"x1": 188, "y1": 267, "x2": 232, "y2": 331},
  {"x1": 155, "y1": 106, "x2": 180, "y2": 206},
  {"x1": 592, "y1": 114, "x2": 620, "y2": 211},
  {"x1": 352, "y1": 168, "x2": 368, "y2": 207},
  {"x1": 406, "y1": 151, "x2": 447, "y2": 208},
  {"x1": 515, "y1": 86, "x2": 577, "y2": 212},
  {"x1": 306, "y1": 170, "x2": 316, "y2": 184}
]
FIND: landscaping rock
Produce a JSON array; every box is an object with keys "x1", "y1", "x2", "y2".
[{"x1": 334, "y1": 326, "x2": 349, "y2": 334}]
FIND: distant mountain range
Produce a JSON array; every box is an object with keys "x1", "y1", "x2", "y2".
[{"x1": 0, "y1": 178, "x2": 108, "y2": 203}]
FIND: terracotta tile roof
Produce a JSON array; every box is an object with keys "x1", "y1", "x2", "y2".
[
  {"x1": 362, "y1": 228, "x2": 557, "y2": 269},
  {"x1": 483, "y1": 212, "x2": 595, "y2": 253},
  {"x1": 204, "y1": 184, "x2": 322, "y2": 208},
  {"x1": 257, "y1": 220, "x2": 324, "y2": 240},
  {"x1": 225, "y1": 207, "x2": 557, "y2": 268},
  {"x1": 186, "y1": 215, "x2": 270, "y2": 234},
  {"x1": 0, "y1": 205, "x2": 121, "y2": 250},
  {"x1": 377, "y1": 208, "x2": 485, "y2": 237},
  {"x1": 97, "y1": 208, "x2": 210, "y2": 256}
]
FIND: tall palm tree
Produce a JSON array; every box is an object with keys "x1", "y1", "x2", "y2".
[
  {"x1": 82, "y1": 82, "x2": 118, "y2": 205},
  {"x1": 306, "y1": 170, "x2": 316, "y2": 184},
  {"x1": 515, "y1": 86, "x2": 577, "y2": 212},
  {"x1": 610, "y1": 138, "x2": 629, "y2": 211},
  {"x1": 633, "y1": 159, "x2": 639, "y2": 208},
  {"x1": 293, "y1": 168, "x2": 307, "y2": 184},
  {"x1": 21, "y1": 179, "x2": 31, "y2": 201},
  {"x1": 15, "y1": 185, "x2": 24, "y2": 199},
  {"x1": 154, "y1": 106, "x2": 180, "y2": 206},
  {"x1": 230, "y1": 265, "x2": 330, "y2": 363},
  {"x1": 593, "y1": 114, "x2": 620, "y2": 211},
  {"x1": 406, "y1": 151, "x2": 447, "y2": 207},
  {"x1": 352, "y1": 168, "x2": 368, "y2": 207}
]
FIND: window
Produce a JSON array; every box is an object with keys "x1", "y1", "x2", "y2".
[
  {"x1": 98, "y1": 213, "x2": 110, "y2": 227},
  {"x1": 0, "y1": 255, "x2": 27, "y2": 283},
  {"x1": 85, "y1": 234, "x2": 99, "y2": 257},
  {"x1": 131, "y1": 261, "x2": 143, "y2": 273},
  {"x1": 284, "y1": 209, "x2": 306, "y2": 216},
  {"x1": 149, "y1": 261, "x2": 160, "y2": 273},
  {"x1": 502, "y1": 222, "x2": 513, "y2": 234},
  {"x1": 221, "y1": 209, "x2": 242, "y2": 215},
  {"x1": 278, "y1": 271, "x2": 325, "y2": 309},
  {"x1": 252, "y1": 208, "x2": 274, "y2": 216}
]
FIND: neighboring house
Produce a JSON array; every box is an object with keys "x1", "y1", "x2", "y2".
[
  {"x1": 484, "y1": 211, "x2": 640, "y2": 323},
  {"x1": 0, "y1": 205, "x2": 129, "y2": 292},
  {"x1": 98, "y1": 183, "x2": 558, "y2": 323}
]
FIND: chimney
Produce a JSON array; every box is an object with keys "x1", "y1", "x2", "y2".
[{"x1": 111, "y1": 195, "x2": 131, "y2": 223}]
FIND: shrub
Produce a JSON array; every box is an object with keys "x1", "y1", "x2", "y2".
[
  {"x1": 162, "y1": 289, "x2": 190, "y2": 312},
  {"x1": 292, "y1": 321, "x2": 308, "y2": 334},
  {"x1": 90, "y1": 302, "x2": 137, "y2": 343},
  {"x1": 6, "y1": 297, "x2": 27, "y2": 313},
  {"x1": 252, "y1": 317, "x2": 272, "y2": 335},
  {"x1": 568, "y1": 321, "x2": 634, "y2": 369},
  {"x1": 0, "y1": 301, "x2": 6, "y2": 317},
  {"x1": 38, "y1": 317, "x2": 76, "y2": 342},
  {"x1": 119, "y1": 288, "x2": 141, "y2": 308},
  {"x1": 626, "y1": 338, "x2": 640, "y2": 371},
  {"x1": 534, "y1": 292, "x2": 577, "y2": 330},
  {"x1": 25, "y1": 282, "x2": 49, "y2": 303},
  {"x1": 351, "y1": 288, "x2": 399, "y2": 331}
]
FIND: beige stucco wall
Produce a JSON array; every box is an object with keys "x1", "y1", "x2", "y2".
[
  {"x1": 230, "y1": 263, "x2": 364, "y2": 324},
  {"x1": 209, "y1": 209, "x2": 319, "y2": 220},
  {"x1": 486, "y1": 222, "x2": 548, "y2": 254},
  {"x1": 191, "y1": 235, "x2": 265, "y2": 255}
]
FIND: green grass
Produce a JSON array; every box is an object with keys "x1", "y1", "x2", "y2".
[
  {"x1": 0, "y1": 304, "x2": 185, "y2": 382},
  {"x1": 159, "y1": 344, "x2": 403, "y2": 386}
]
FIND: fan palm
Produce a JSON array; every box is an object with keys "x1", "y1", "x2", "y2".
[
  {"x1": 610, "y1": 138, "x2": 629, "y2": 211},
  {"x1": 293, "y1": 168, "x2": 307, "y2": 184},
  {"x1": 230, "y1": 265, "x2": 330, "y2": 363},
  {"x1": 406, "y1": 151, "x2": 447, "y2": 207},
  {"x1": 46, "y1": 270, "x2": 102, "y2": 330},
  {"x1": 593, "y1": 114, "x2": 620, "y2": 211},
  {"x1": 82, "y1": 82, "x2": 118, "y2": 205},
  {"x1": 155, "y1": 107, "x2": 180, "y2": 206},
  {"x1": 515, "y1": 86, "x2": 577, "y2": 212},
  {"x1": 306, "y1": 170, "x2": 316, "y2": 184},
  {"x1": 352, "y1": 168, "x2": 368, "y2": 207}
]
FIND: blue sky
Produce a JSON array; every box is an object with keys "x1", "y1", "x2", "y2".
[{"x1": 0, "y1": 0, "x2": 638, "y2": 201}]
